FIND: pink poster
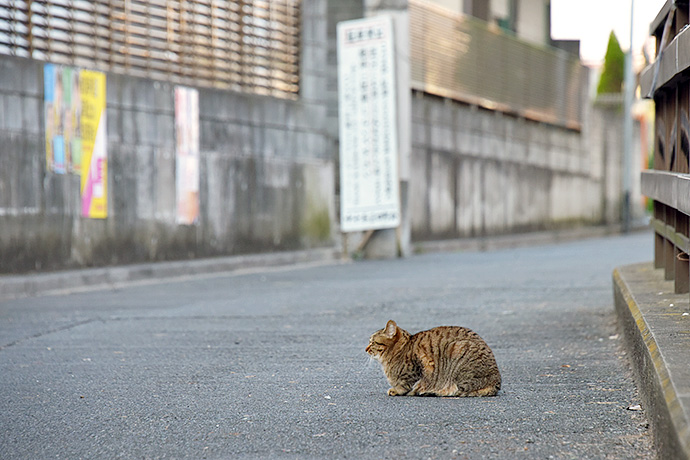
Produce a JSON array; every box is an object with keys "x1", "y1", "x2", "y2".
[{"x1": 174, "y1": 87, "x2": 200, "y2": 225}]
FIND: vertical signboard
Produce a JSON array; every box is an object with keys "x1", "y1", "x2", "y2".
[
  {"x1": 79, "y1": 69, "x2": 108, "y2": 218},
  {"x1": 175, "y1": 86, "x2": 200, "y2": 225},
  {"x1": 337, "y1": 16, "x2": 400, "y2": 232}
]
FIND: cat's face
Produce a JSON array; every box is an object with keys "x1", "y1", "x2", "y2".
[{"x1": 365, "y1": 320, "x2": 398, "y2": 361}]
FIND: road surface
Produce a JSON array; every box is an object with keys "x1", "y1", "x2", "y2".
[{"x1": 0, "y1": 232, "x2": 654, "y2": 459}]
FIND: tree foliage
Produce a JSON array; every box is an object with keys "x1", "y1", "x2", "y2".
[{"x1": 597, "y1": 31, "x2": 625, "y2": 95}]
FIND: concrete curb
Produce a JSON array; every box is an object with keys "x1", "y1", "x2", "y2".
[
  {"x1": 1, "y1": 225, "x2": 647, "y2": 301},
  {"x1": 415, "y1": 223, "x2": 648, "y2": 254},
  {"x1": 613, "y1": 263, "x2": 690, "y2": 460},
  {"x1": 0, "y1": 247, "x2": 343, "y2": 301}
]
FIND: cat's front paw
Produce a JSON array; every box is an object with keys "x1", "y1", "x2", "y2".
[{"x1": 387, "y1": 387, "x2": 403, "y2": 396}]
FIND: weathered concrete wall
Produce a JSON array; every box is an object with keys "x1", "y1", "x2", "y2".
[
  {"x1": 587, "y1": 99, "x2": 645, "y2": 226},
  {"x1": 325, "y1": 0, "x2": 365, "y2": 234},
  {"x1": 0, "y1": 0, "x2": 645, "y2": 271},
  {"x1": 0, "y1": 0, "x2": 335, "y2": 274},
  {"x1": 409, "y1": 90, "x2": 642, "y2": 240},
  {"x1": 326, "y1": 0, "x2": 365, "y2": 143}
]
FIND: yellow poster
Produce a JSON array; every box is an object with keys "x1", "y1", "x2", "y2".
[{"x1": 79, "y1": 70, "x2": 107, "y2": 219}]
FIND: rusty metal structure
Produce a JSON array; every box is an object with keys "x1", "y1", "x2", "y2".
[
  {"x1": 0, "y1": 0, "x2": 301, "y2": 99},
  {"x1": 641, "y1": 0, "x2": 690, "y2": 295},
  {"x1": 409, "y1": 0, "x2": 584, "y2": 130}
]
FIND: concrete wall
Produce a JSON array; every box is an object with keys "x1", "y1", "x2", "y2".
[
  {"x1": 0, "y1": 0, "x2": 335, "y2": 274},
  {"x1": 409, "y1": 90, "x2": 642, "y2": 240},
  {"x1": 515, "y1": 0, "x2": 549, "y2": 45},
  {"x1": 0, "y1": 0, "x2": 644, "y2": 272},
  {"x1": 326, "y1": 0, "x2": 365, "y2": 143},
  {"x1": 587, "y1": 99, "x2": 645, "y2": 226}
]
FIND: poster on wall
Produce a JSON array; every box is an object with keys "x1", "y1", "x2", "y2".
[
  {"x1": 337, "y1": 15, "x2": 400, "y2": 232},
  {"x1": 79, "y1": 69, "x2": 108, "y2": 219},
  {"x1": 44, "y1": 64, "x2": 107, "y2": 218},
  {"x1": 44, "y1": 64, "x2": 82, "y2": 174},
  {"x1": 175, "y1": 86, "x2": 200, "y2": 225}
]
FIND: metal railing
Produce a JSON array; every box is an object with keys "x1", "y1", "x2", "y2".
[
  {"x1": 0, "y1": 0, "x2": 301, "y2": 99},
  {"x1": 409, "y1": 0, "x2": 584, "y2": 130},
  {"x1": 640, "y1": 0, "x2": 690, "y2": 295}
]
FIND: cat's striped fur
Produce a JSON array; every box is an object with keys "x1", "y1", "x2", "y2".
[{"x1": 366, "y1": 320, "x2": 501, "y2": 397}]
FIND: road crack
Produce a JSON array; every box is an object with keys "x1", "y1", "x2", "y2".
[{"x1": 0, "y1": 318, "x2": 100, "y2": 351}]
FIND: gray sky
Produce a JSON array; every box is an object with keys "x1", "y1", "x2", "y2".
[{"x1": 551, "y1": 0, "x2": 667, "y2": 66}]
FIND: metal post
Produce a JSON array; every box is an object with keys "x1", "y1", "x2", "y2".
[{"x1": 622, "y1": 0, "x2": 634, "y2": 233}]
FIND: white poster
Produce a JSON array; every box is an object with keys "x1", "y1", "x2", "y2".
[
  {"x1": 337, "y1": 15, "x2": 400, "y2": 232},
  {"x1": 175, "y1": 86, "x2": 200, "y2": 225}
]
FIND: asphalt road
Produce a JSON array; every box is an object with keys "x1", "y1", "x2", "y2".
[{"x1": 1, "y1": 232, "x2": 655, "y2": 459}]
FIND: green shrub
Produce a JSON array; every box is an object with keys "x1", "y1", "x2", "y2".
[{"x1": 597, "y1": 31, "x2": 625, "y2": 95}]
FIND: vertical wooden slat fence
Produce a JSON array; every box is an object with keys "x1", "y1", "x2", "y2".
[
  {"x1": 641, "y1": 0, "x2": 690, "y2": 296},
  {"x1": 0, "y1": 0, "x2": 301, "y2": 99},
  {"x1": 408, "y1": 0, "x2": 584, "y2": 130}
]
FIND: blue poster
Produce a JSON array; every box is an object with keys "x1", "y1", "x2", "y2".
[{"x1": 44, "y1": 63, "x2": 66, "y2": 174}]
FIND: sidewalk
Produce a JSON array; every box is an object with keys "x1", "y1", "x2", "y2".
[
  {"x1": 0, "y1": 247, "x2": 342, "y2": 301},
  {"x1": 414, "y1": 223, "x2": 639, "y2": 254},
  {"x1": 613, "y1": 263, "x2": 690, "y2": 460},
  {"x1": 1, "y1": 224, "x2": 645, "y2": 301}
]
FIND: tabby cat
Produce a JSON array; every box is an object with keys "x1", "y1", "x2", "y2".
[{"x1": 366, "y1": 320, "x2": 501, "y2": 397}]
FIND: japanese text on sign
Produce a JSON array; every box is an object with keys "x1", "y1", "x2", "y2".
[{"x1": 337, "y1": 16, "x2": 400, "y2": 232}]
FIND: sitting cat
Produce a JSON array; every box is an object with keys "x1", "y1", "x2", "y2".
[{"x1": 366, "y1": 320, "x2": 501, "y2": 397}]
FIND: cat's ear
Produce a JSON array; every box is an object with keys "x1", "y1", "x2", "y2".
[{"x1": 385, "y1": 320, "x2": 398, "y2": 338}]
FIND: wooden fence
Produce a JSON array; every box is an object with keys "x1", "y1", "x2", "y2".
[
  {"x1": 409, "y1": 0, "x2": 584, "y2": 130},
  {"x1": 0, "y1": 0, "x2": 301, "y2": 99},
  {"x1": 640, "y1": 0, "x2": 690, "y2": 295}
]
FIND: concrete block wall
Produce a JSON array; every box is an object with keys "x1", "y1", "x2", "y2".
[
  {"x1": 0, "y1": 0, "x2": 646, "y2": 271},
  {"x1": 409, "y1": 90, "x2": 635, "y2": 240},
  {"x1": 0, "y1": 0, "x2": 335, "y2": 274},
  {"x1": 586, "y1": 100, "x2": 644, "y2": 226},
  {"x1": 325, "y1": 0, "x2": 365, "y2": 143}
]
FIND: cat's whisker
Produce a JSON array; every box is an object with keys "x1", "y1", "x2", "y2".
[{"x1": 360, "y1": 355, "x2": 376, "y2": 372}]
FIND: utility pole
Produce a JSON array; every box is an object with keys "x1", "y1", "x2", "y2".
[{"x1": 622, "y1": 0, "x2": 634, "y2": 233}]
